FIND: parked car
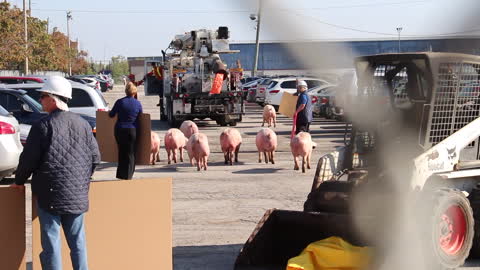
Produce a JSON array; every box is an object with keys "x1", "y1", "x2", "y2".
[
  {"x1": 0, "y1": 76, "x2": 43, "y2": 84},
  {"x1": 68, "y1": 76, "x2": 101, "y2": 91},
  {"x1": 0, "y1": 80, "x2": 109, "y2": 118},
  {"x1": 307, "y1": 85, "x2": 336, "y2": 117},
  {"x1": 245, "y1": 79, "x2": 263, "y2": 103},
  {"x1": 264, "y1": 77, "x2": 330, "y2": 110},
  {"x1": 0, "y1": 104, "x2": 23, "y2": 180},
  {"x1": 254, "y1": 78, "x2": 274, "y2": 106},
  {"x1": 241, "y1": 78, "x2": 262, "y2": 100},
  {"x1": 0, "y1": 88, "x2": 97, "y2": 141}
]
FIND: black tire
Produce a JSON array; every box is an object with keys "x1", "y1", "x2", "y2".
[
  {"x1": 160, "y1": 102, "x2": 167, "y2": 121},
  {"x1": 216, "y1": 116, "x2": 228, "y2": 126},
  {"x1": 229, "y1": 121, "x2": 237, "y2": 126},
  {"x1": 325, "y1": 107, "x2": 332, "y2": 119},
  {"x1": 273, "y1": 105, "x2": 279, "y2": 112},
  {"x1": 422, "y1": 188, "x2": 474, "y2": 269},
  {"x1": 468, "y1": 184, "x2": 480, "y2": 258},
  {"x1": 166, "y1": 101, "x2": 179, "y2": 128}
]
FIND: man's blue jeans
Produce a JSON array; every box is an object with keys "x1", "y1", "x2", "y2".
[{"x1": 37, "y1": 206, "x2": 89, "y2": 270}]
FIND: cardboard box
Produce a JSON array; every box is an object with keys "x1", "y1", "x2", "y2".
[
  {"x1": 96, "y1": 111, "x2": 152, "y2": 165},
  {"x1": 0, "y1": 187, "x2": 26, "y2": 270},
  {"x1": 33, "y1": 178, "x2": 172, "y2": 270},
  {"x1": 278, "y1": 92, "x2": 298, "y2": 119}
]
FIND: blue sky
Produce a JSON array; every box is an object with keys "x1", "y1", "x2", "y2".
[{"x1": 7, "y1": 0, "x2": 480, "y2": 62}]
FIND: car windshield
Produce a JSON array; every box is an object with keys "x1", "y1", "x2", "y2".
[
  {"x1": 0, "y1": 104, "x2": 9, "y2": 116},
  {"x1": 243, "y1": 79, "x2": 261, "y2": 87},
  {"x1": 23, "y1": 94, "x2": 43, "y2": 112}
]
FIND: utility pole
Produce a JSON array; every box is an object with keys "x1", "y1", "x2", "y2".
[
  {"x1": 23, "y1": 0, "x2": 29, "y2": 75},
  {"x1": 66, "y1": 11, "x2": 72, "y2": 76},
  {"x1": 396, "y1": 27, "x2": 403, "y2": 53},
  {"x1": 252, "y1": 0, "x2": 262, "y2": 77}
]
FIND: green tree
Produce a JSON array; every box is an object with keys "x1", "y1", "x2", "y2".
[
  {"x1": 110, "y1": 55, "x2": 129, "y2": 83},
  {"x1": 0, "y1": 2, "x2": 91, "y2": 73}
]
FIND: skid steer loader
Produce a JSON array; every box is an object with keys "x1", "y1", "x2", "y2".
[{"x1": 235, "y1": 52, "x2": 480, "y2": 270}]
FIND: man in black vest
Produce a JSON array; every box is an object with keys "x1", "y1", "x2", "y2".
[{"x1": 11, "y1": 76, "x2": 100, "y2": 270}]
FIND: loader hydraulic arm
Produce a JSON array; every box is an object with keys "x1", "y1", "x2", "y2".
[{"x1": 412, "y1": 116, "x2": 480, "y2": 189}]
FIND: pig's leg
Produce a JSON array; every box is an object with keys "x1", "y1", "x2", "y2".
[
  {"x1": 270, "y1": 151, "x2": 275, "y2": 164},
  {"x1": 167, "y1": 149, "x2": 172, "y2": 165},
  {"x1": 302, "y1": 156, "x2": 306, "y2": 173},
  {"x1": 196, "y1": 158, "x2": 201, "y2": 171},
  {"x1": 307, "y1": 151, "x2": 311, "y2": 169},
  {"x1": 173, "y1": 149, "x2": 177, "y2": 163},
  {"x1": 203, "y1": 156, "x2": 208, "y2": 171},
  {"x1": 273, "y1": 115, "x2": 276, "y2": 128},
  {"x1": 258, "y1": 151, "x2": 262, "y2": 163},
  {"x1": 293, "y1": 155, "x2": 299, "y2": 170},
  {"x1": 264, "y1": 152, "x2": 268, "y2": 164},
  {"x1": 156, "y1": 147, "x2": 161, "y2": 162},
  {"x1": 179, "y1": 147, "x2": 184, "y2": 162},
  {"x1": 234, "y1": 144, "x2": 241, "y2": 163},
  {"x1": 262, "y1": 117, "x2": 265, "y2": 127},
  {"x1": 224, "y1": 151, "x2": 228, "y2": 164}
]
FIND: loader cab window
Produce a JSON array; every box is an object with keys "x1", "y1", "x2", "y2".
[{"x1": 358, "y1": 62, "x2": 429, "y2": 110}]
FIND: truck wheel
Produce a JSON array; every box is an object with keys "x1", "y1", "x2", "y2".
[
  {"x1": 422, "y1": 188, "x2": 474, "y2": 269},
  {"x1": 160, "y1": 104, "x2": 167, "y2": 121},
  {"x1": 167, "y1": 102, "x2": 178, "y2": 127},
  {"x1": 273, "y1": 105, "x2": 279, "y2": 112},
  {"x1": 216, "y1": 117, "x2": 228, "y2": 126},
  {"x1": 229, "y1": 121, "x2": 237, "y2": 127}
]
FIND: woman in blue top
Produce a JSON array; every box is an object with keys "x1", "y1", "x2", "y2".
[{"x1": 109, "y1": 82, "x2": 143, "y2": 179}]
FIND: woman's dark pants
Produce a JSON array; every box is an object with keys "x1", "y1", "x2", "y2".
[{"x1": 114, "y1": 127, "x2": 137, "y2": 180}]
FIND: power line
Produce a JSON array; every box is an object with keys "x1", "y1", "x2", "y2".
[
  {"x1": 307, "y1": 0, "x2": 432, "y2": 10},
  {"x1": 30, "y1": 1, "x2": 432, "y2": 14},
  {"x1": 297, "y1": 11, "x2": 480, "y2": 38}
]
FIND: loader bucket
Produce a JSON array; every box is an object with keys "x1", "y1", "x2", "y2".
[{"x1": 234, "y1": 209, "x2": 371, "y2": 270}]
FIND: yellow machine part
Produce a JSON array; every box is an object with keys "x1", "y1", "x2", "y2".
[{"x1": 287, "y1": 237, "x2": 372, "y2": 270}]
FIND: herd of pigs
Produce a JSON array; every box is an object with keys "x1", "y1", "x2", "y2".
[{"x1": 149, "y1": 105, "x2": 316, "y2": 173}]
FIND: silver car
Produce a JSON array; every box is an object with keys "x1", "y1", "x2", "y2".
[{"x1": 0, "y1": 104, "x2": 23, "y2": 180}]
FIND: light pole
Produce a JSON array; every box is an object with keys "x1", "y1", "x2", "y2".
[
  {"x1": 66, "y1": 11, "x2": 72, "y2": 76},
  {"x1": 251, "y1": 0, "x2": 262, "y2": 77},
  {"x1": 396, "y1": 27, "x2": 403, "y2": 53},
  {"x1": 23, "y1": 0, "x2": 29, "y2": 75}
]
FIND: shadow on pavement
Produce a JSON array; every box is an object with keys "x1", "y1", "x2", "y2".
[
  {"x1": 232, "y1": 168, "x2": 284, "y2": 174},
  {"x1": 95, "y1": 162, "x2": 117, "y2": 171},
  {"x1": 174, "y1": 244, "x2": 242, "y2": 270}
]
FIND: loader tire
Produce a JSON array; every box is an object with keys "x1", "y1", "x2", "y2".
[
  {"x1": 467, "y1": 184, "x2": 480, "y2": 258},
  {"x1": 422, "y1": 188, "x2": 474, "y2": 269}
]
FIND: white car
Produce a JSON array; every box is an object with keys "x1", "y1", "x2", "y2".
[
  {"x1": 0, "y1": 81, "x2": 109, "y2": 118},
  {"x1": 264, "y1": 77, "x2": 330, "y2": 110},
  {"x1": 0, "y1": 105, "x2": 23, "y2": 180}
]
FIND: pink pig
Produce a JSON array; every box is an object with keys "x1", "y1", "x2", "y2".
[
  {"x1": 262, "y1": 105, "x2": 276, "y2": 128},
  {"x1": 255, "y1": 128, "x2": 278, "y2": 164},
  {"x1": 219, "y1": 128, "x2": 242, "y2": 165},
  {"x1": 186, "y1": 133, "x2": 210, "y2": 171},
  {"x1": 180, "y1": 120, "x2": 199, "y2": 139},
  {"x1": 164, "y1": 128, "x2": 187, "y2": 164},
  {"x1": 290, "y1": 132, "x2": 314, "y2": 173},
  {"x1": 150, "y1": 131, "x2": 161, "y2": 165}
]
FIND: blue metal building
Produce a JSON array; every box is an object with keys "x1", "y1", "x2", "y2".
[{"x1": 221, "y1": 38, "x2": 480, "y2": 71}]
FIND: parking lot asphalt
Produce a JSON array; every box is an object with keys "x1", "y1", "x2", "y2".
[
  {"x1": 11, "y1": 84, "x2": 347, "y2": 269},
  {"x1": 103, "y1": 85, "x2": 346, "y2": 269}
]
